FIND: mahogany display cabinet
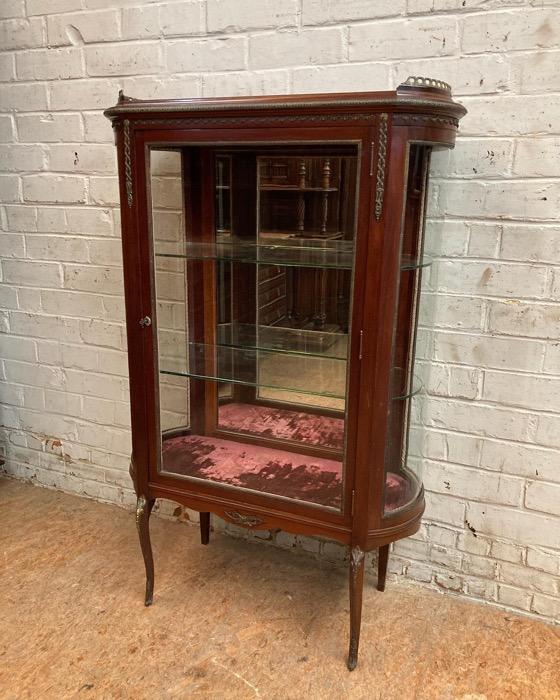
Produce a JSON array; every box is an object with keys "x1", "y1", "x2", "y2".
[{"x1": 105, "y1": 77, "x2": 466, "y2": 670}]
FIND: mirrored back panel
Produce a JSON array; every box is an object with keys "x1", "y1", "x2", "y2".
[{"x1": 149, "y1": 144, "x2": 359, "y2": 511}]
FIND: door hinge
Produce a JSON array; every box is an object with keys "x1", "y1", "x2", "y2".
[
  {"x1": 351, "y1": 489, "x2": 356, "y2": 516},
  {"x1": 358, "y1": 330, "x2": 364, "y2": 360},
  {"x1": 369, "y1": 141, "x2": 375, "y2": 176}
]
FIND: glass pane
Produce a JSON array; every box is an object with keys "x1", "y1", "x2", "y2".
[
  {"x1": 161, "y1": 338, "x2": 347, "y2": 399},
  {"x1": 155, "y1": 238, "x2": 354, "y2": 269},
  {"x1": 162, "y1": 380, "x2": 344, "y2": 509},
  {"x1": 383, "y1": 144, "x2": 432, "y2": 514},
  {"x1": 150, "y1": 145, "x2": 359, "y2": 511},
  {"x1": 150, "y1": 150, "x2": 190, "y2": 435}
]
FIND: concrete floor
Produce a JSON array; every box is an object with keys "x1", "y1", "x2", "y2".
[{"x1": 1, "y1": 478, "x2": 559, "y2": 699}]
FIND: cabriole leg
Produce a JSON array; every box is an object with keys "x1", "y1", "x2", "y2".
[
  {"x1": 348, "y1": 545, "x2": 365, "y2": 671},
  {"x1": 136, "y1": 495, "x2": 155, "y2": 606},
  {"x1": 200, "y1": 512, "x2": 210, "y2": 545},
  {"x1": 377, "y1": 544, "x2": 390, "y2": 592}
]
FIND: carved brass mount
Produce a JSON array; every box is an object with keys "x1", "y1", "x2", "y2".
[{"x1": 225, "y1": 511, "x2": 264, "y2": 528}]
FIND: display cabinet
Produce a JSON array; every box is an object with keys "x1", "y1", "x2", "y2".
[{"x1": 105, "y1": 77, "x2": 466, "y2": 670}]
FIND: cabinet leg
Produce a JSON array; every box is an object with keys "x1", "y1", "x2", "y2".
[
  {"x1": 377, "y1": 544, "x2": 389, "y2": 592},
  {"x1": 347, "y1": 545, "x2": 365, "y2": 671},
  {"x1": 135, "y1": 495, "x2": 155, "y2": 606},
  {"x1": 200, "y1": 512, "x2": 210, "y2": 545}
]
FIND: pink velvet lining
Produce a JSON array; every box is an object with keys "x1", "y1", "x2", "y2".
[
  {"x1": 162, "y1": 426, "x2": 411, "y2": 510},
  {"x1": 163, "y1": 434, "x2": 344, "y2": 506},
  {"x1": 218, "y1": 402, "x2": 345, "y2": 450}
]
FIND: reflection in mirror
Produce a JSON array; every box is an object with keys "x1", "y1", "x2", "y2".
[{"x1": 216, "y1": 152, "x2": 357, "y2": 447}]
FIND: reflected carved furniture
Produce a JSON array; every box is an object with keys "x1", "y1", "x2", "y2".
[{"x1": 105, "y1": 77, "x2": 465, "y2": 670}]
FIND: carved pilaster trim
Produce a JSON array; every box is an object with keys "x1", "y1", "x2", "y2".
[
  {"x1": 374, "y1": 113, "x2": 388, "y2": 222},
  {"x1": 123, "y1": 119, "x2": 133, "y2": 208}
]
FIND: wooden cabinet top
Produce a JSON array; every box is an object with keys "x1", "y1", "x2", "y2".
[{"x1": 104, "y1": 76, "x2": 467, "y2": 124}]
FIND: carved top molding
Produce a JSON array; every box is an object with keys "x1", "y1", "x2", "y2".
[
  {"x1": 134, "y1": 113, "x2": 373, "y2": 129},
  {"x1": 104, "y1": 89, "x2": 466, "y2": 121},
  {"x1": 393, "y1": 113, "x2": 458, "y2": 128}
]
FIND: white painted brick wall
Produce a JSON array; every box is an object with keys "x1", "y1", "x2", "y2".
[{"x1": 1, "y1": 1, "x2": 559, "y2": 626}]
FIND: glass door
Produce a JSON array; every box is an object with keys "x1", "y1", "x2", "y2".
[{"x1": 148, "y1": 143, "x2": 360, "y2": 511}]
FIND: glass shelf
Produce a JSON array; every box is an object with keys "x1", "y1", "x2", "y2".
[
  {"x1": 160, "y1": 342, "x2": 347, "y2": 399},
  {"x1": 260, "y1": 185, "x2": 339, "y2": 192},
  {"x1": 155, "y1": 238, "x2": 354, "y2": 270},
  {"x1": 393, "y1": 375, "x2": 423, "y2": 401},
  {"x1": 217, "y1": 323, "x2": 348, "y2": 360},
  {"x1": 160, "y1": 340, "x2": 420, "y2": 402},
  {"x1": 258, "y1": 230, "x2": 343, "y2": 240},
  {"x1": 401, "y1": 254, "x2": 433, "y2": 271},
  {"x1": 155, "y1": 238, "x2": 432, "y2": 272}
]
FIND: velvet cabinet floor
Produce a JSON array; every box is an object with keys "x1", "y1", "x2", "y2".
[{"x1": 105, "y1": 77, "x2": 466, "y2": 670}]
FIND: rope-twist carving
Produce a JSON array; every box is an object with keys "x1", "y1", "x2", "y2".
[
  {"x1": 375, "y1": 114, "x2": 388, "y2": 221},
  {"x1": 124, "y1": 119, "x2": 133, "y2": 207}
]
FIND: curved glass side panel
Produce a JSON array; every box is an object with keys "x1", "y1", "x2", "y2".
[
  {"x1": 383, "y1": 144, "x2": 434, "y2": 514},
  {"x1": 150, "y1": 144, "x2": 359, "y2": 511}
]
